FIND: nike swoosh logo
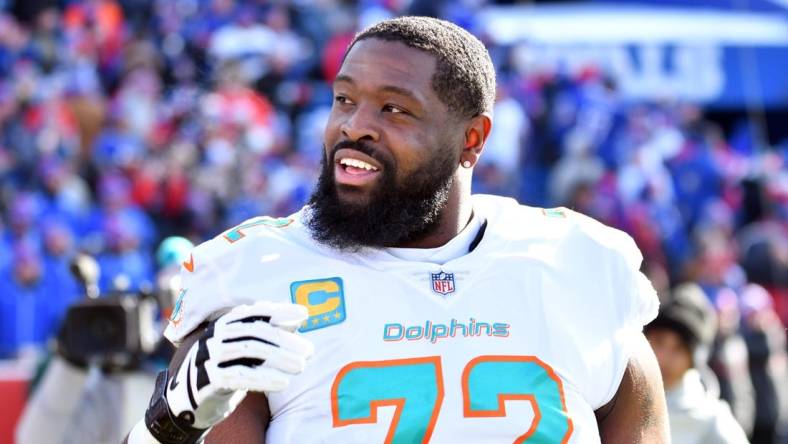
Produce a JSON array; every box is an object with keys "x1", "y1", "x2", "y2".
[
  {"x1": 183, "y1": 254, "x2": 194, "y2": 273},
  {"x1": 186, "y1": 362, "x2": 197, "y2": 410},
  {"x1": 169, "y1": 365, "x2": 199, "y2": 410}
]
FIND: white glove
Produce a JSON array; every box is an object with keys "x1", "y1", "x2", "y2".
[{"x1": 165, "y1": 301, "x2": 314, "y2": 430}]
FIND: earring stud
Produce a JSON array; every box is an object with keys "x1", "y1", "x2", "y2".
[{"x1": 462, "y1": 160, "x2": 472, "y2": 168}]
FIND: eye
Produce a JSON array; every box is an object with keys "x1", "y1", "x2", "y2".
[
  {"x1": 382, "y1": 104, "x2": 407, "y2": 114},
  {"x1": 334, "y1": 95, "x2": 354, "y2": 105}
]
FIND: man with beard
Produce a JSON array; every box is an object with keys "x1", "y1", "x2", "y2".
[{"x1": 127, "y1": 16, "x2": 668, "y2": 444}]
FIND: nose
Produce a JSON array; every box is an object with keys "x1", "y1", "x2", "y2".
[{"x1": 340, "y1": 105, "x2": 380, "y2": 142}]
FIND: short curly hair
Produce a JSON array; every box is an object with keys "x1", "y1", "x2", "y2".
[{"x1": 346, "y1": 16, "x2": 496, "y2": 119}]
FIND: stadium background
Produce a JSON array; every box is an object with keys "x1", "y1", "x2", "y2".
[{"x1": 0, "y1": 0, "x2": 787, "y2": 442}]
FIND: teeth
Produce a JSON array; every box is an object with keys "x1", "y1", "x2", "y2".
[{"x1": 340, "y1": 158, "x2": 378, "y2": 171}]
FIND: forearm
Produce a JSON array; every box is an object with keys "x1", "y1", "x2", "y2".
[
  {"x1": 596, "y1": 333, "x2": 670, "y2": 443},
  {"x1": 204, "y1": 392, "x2": 270, "y2": 443}
]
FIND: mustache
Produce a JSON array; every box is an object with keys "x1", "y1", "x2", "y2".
[{"x1": 329, "y1": 140, "x2": 390, "y2": 166}]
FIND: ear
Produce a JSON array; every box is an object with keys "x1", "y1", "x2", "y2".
[{"x1": 460, "y1": 112, "x2": 492, "y2": 168}]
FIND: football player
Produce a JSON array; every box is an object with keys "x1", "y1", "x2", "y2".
[{"x1": 127, "y1": 16, "x2": 668, "y2": 443}]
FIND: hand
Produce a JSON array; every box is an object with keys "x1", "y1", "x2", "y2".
[{"x1": 165, "y1": 301, "x2": 314, "y2": 430}]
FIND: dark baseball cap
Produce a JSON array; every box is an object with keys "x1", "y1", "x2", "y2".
[{"x1": 646, "y1": 283, "x2": 718, "y2": 352}]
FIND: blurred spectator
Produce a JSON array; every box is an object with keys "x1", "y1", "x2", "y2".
[
  {"x1": 709, "y1": 287, "x2": 756, "y2": 437},
  {"x1": 737, "y1": 176, "x2": 788, "y2": 326},
  {"x1": 95, "y1": 212, "x2": 154, "y2": 292},
  {"x1": 38, "y1": 156, "x2": 93, "y2": 233},
  {"x1": 0, "y1": 242, "x2": 58, "y2": 358},
  {"x1": 739, "y1": 284, "x2": 788, "y2": 444},
  {"x1": 645, "y1": 283, "x2": 749, "y2": 444},
  {"x1": 87, "y1": 172, "x2": 157, "y2": 251},
  {"x1": 40, "y1": 219, "x2": 81, "y2": 324},
  {"x1": 3, "y1": 192, "x2": 44, "y2": 247},
  {"x1": 15, "y1": 237, "x2": 187, "y2": 444},
  {"x1": 476, "y1": 84, "x2": 528, "y2": 195}
]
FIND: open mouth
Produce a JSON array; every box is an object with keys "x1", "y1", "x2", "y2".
[
  {"x1": 339, "y1": 157, "x2": 379, "y2": 174},
  {"x1": 333, "y1": 149, "x2": 383, "y2": 187}
]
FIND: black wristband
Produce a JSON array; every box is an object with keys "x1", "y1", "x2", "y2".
[{"x1": 145, "y1": 369, "x2": 209, "y2": 444}]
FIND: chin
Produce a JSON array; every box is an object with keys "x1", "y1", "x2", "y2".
[{"x1": 335, "y1": 184, "x2": 375, "y2": 206}]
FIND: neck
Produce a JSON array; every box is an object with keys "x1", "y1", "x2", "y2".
[{"x1": 395, "y1": 179, "x2": 473, "y2": 249}]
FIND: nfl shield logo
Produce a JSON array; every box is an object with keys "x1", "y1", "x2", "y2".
[{"x1": 431, "y1": 271, "x2": 455, "y2": 295}]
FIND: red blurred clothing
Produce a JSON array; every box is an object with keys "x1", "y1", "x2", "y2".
[
  {"x1": 321, "y1": 32, "x2": 353, "y2": 82},
  {"x1": 211, "y1": 87, "x2": 274, "y2": 130},
  {"x1": 63, "y1": 0, "x2": 125, "y2": 64}
]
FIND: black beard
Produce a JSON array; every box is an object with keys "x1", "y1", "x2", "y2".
[{"x1": 306, "y1": 140, "x2": 456, "y2": 252}]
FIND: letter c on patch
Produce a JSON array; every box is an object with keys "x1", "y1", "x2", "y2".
[{"x1": 294, "y1": 280, "x2": 341, "y2": 317}]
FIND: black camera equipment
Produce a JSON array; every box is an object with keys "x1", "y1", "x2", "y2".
[{"x1": 57, "y1": 254, "x2": 160, "y2": 371}]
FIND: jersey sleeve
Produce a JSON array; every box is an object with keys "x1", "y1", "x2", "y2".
[
  {"x1": 163, "y1": 214, "x2": 304, "y2": 345},
  {"x1": 163, "y1": 237, "x2": 229, "y2": 345},
  {"x1": 542, "y1": 207, "x2": 659, "y2": 409},
  {"x1": 596, "y1": 228, "x2": 660, "y2": 407},
  {"x1": 616, "y1": 231, "x2": 660, "y2": 332}
]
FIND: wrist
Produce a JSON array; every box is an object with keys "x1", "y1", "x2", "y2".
[{"x1": 145, "y1": 369, "x2": 209, "y2": 444}]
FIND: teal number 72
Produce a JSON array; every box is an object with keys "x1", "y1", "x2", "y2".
[{"x1": 331, "y1": 355, "x2": 573, "y2": 444}]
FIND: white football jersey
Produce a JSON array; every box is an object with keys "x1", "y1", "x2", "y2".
[{"x1": 164, "y1": 195, "x2": 659, "y2": 443}]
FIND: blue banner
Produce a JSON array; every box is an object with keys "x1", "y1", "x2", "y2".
[{"x1": 479, "y1": 4, "x2": 788, "y2": 108}]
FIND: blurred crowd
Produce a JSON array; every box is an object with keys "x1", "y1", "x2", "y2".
[{"x1": 0, "y1": 0, "x2": 786, "y2": 441}]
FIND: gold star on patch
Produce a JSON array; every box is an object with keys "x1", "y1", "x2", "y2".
[
  {"x1": 334, "y1": 312, "x2": 342, "y2": 319},
  {"x1": 323, "y1": 314, "x2": 330, "y2": 322},
  {"x1": 312, "y1": 318, "x2": 319, "y2": 325}
]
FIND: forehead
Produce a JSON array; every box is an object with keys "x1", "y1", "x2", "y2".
[
  {"x1": 337, "y1": 38, "x2": 438, "y2": 100},
  {"x1": 646, "y1": 327, "x2": 684, "y2": 345}
]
